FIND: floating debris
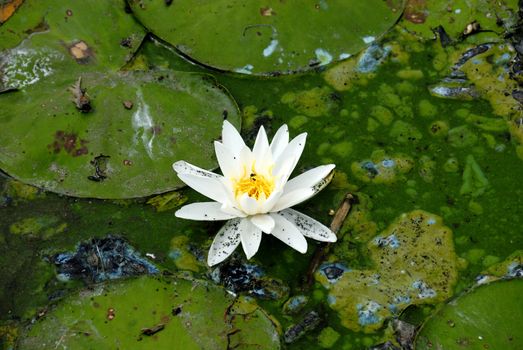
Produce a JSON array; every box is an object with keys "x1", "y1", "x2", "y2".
[
  {"x1": 53, "y1": 235, "x2": 158, "y2": 283},
  {"x1": 69, "y1": 77, "x2": 92, "y2": 113},
  {"x1": 283, "y1": 311, "x2": 321, "y2": 343},
  {"x1": 211, "y1": 259, "x2": 289, "y2": 300}
]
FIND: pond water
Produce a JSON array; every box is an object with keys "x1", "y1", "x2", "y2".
[{"x1": 1, "y1": 1, "x2": 523, "y2": 349}]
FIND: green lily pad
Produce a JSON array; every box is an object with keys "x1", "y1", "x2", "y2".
[
  {"x1": 0, "y1": 69, "x2": 240, "y2": 198},
  {"x1": 127, "y1": 0, "x2": 405, "y2": 75},
  {"x1": 0, "y1": 0, "x2": 146, "y2": 75},
  {"x1": 416, "y1": 279, "x2": 523, "y2": 350},
  {"x1": 18, "y1": 275, "x2": 281, "y2": 349}
]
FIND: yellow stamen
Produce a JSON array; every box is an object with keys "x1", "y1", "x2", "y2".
[{"x1": 234, "y1": 171, "x2": 274, "y2": 200}]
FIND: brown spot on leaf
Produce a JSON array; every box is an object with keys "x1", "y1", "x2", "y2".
[
  {"x1": 68, "y1": 40, "x2": 94, "y2": 64},
  {"x1": 48, "y1": 131, "x2": 89, "y2": 157},
  {"x1": 260, "y1": 7, "x2": 275, "y2": 16},
  {"x1": 151, "y1": 126, "x2": 162, "y2": 135},
  {"x1": 123, "y1": 100, "x2": 133, "y2": 109},
  {"x1": 23, "y1": 19, "x2": 49, "y2": 35},
  {"x1": 404, "y1": 0, "x2": 427, "y2": 24}
]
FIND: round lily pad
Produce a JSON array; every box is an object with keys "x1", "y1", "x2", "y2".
[
  {"x1": 416, "y1": 279, "x2": 523, "y2": 350},
  {"x1": 0, "y1": 69, "x2": 240, "y2": 198},
  {"x1": 18, "y1": 276, "x2": 281, "y2": 349},
  {"x1": 128, "y1": 0, "x2": 405, "y2": 75}
]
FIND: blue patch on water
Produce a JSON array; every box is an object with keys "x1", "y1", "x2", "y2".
[
  {"x1": 381, "y1": 159, "x2": 395, "y2": 168},
  {"x1": 374, "y1": 234, "x2": 400, "y2": 248},
  {"x1": 357, "y1": 301, "x2": 381, "y2": 326},
  {"x1": 357, "y1": 44, "x2": 391, "y2": 73},
  {"x1": 327, "y1": 295, "x2": 337, "y2": 305},
  {"x1": 319, "y1": 262, "x2": 350, "y2": 283}
]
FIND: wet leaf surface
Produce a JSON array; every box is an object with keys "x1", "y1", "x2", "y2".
[
  {"x1": 0, "y1": 69, "x2": 240, "y2": 198},
  {"x1": 416, "y1": 279, "x2": 523, "y2": 350},
  {"x1": 128, "y1": 0, "x2": 405, "y2": 75},
  {"x1": 18, "y1": 275, "x2": 281, "y2": 349}
]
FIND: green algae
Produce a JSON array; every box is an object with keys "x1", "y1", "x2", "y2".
[
  {"x1": 281, "y1": 87, "x2": 340, "y2": 118},
  {"x1": 317, "y1": 326, "x2": 341, "y2": 348},
  {"x1": 447, "y1": 125, "x2": 479, "y2": 148},
  {"x1": 146, "y1": 191, "x2": 187, "y2": 212},
  {"x1": 351, "y1": 150, "x2": 414, "y2": 184},
  {"x1": 169, "y1": 235, "x2": 204, "y2": 273},
  {"x1": 9, "y1": 216, "x2": 67, "y2": 239},
  {"x1": 460, "y1": 155, "x2": 489, "y2": 197},
  {"x1": 318, "y1": 211, "x2": 458, "y2": 332},
  {"x1": 390, "y1": 120, "x2": 423, "y2": 144}
]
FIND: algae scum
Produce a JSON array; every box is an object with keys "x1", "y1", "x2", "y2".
[{"x1": 1, "y1": 0, "x2": 523, "y2": 349}]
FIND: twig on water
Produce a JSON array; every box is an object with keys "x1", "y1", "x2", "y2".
[{"x1": 303, "y1": 193, "x2": 355, "y2": 289}]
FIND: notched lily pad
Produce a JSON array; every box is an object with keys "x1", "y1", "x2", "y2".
[
  {"x1": 416, "y1": 279, "x2": 523, "y2": 350},
  {"x1": 128, "y1": 0, "x2": 405, "y2": 75},
  {"x1": 0, "y1": 69, "x2": 241, "y2": 198},
  {"x1": 18, "y1": 275, "x2": 281, "y2": 349},
  {"x1": 318, "y1": 210, "x2": 458, "y2": 332}
]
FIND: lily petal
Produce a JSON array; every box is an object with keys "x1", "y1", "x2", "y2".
[
  {"x1": 250, "y1": 214, "x2": 275, "y2": 233},
  {"x1": 283, "y1": 164, "x2": 335, "y2": 194},
  {"x1": 238, "y1": 193, "x2": 260, "y2": 216},
  {"x1": 271, "y1": 166, "x2": 334, "y2": 212},
  {"x1": 173, "y1": 160, "x2": 220, "y2": 179},
  {"x1": 278, "y1": 208, "x2": 337, "y2": 242},
  {"x1": 240, "y1": 219, "x2": 263, "y2": 259},
  {"x1": 222, "y1": 120, "x2": 246, "y2": 151},
  {"x1": 214, "y1": 141, "x2": 241, "y2": 179},
  {"x1": 261, "y1": 189, "x2": 283, "y2": 213},
  {"x1": 269, "y1": 213, "x2": 308, "y2": 253},
  {"x1": 273, "y1": 133, "x2": 307, "y2": 182},
  {"x1": 175, "y1": 202, "x2": 237, "y2": 221},
  {"x1": 220, "y1": 201, "x2": 247, "y2": 217},
  {"x1": 208, "y1": 218, "x2": 242, "y2": 266},
  {"x1": 177, "y1": 173, "x2": 227, "y2": 203},
  {"x1": 270, "y1": 124, "x2": 289, "y2": 160},
  {"x1": 252, "y1": 126, "x2": 272, "y2": 172},
  {"x1": 252, "y1": 126, "x2": 269, "y2": 159}
]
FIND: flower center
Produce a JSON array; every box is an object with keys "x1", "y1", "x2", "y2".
[{"x1": 234, "y1": 172, "x2": 274, "y2": 200}]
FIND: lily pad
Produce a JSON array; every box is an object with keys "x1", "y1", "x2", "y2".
[
  {"x1": 0, "y1": 0, "x2": 145, "y2": 72},
  {"x1": 18, "y1": 275, "x2": 281, "y2": 349},
  {"x1": 416, "y1": 279, "x2": 523, "y2": 350},
  {"x1": 127, "y1": 0, "x2": 405, "y2": 75},
  {"x1": 0, "y1": 69, "x2": 240, "y2": 198}
]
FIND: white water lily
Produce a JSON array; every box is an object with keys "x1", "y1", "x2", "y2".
[{"x1": 173, "y1": 120, "x2": 336, "y2": 266}]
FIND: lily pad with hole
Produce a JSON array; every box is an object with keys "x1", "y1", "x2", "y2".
[
  {"x1": 18, "y1": 275, "x2": 281, "y2": 349},
  {"x1": 127, "y1": 0, "x2": 405, "y2": 75},
  {"x1": 0, "y1": 69, "x2": 240, "y2": 198},
  {"x1": 416, "y1": 279, "x2": 523, "y2": 350}
]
